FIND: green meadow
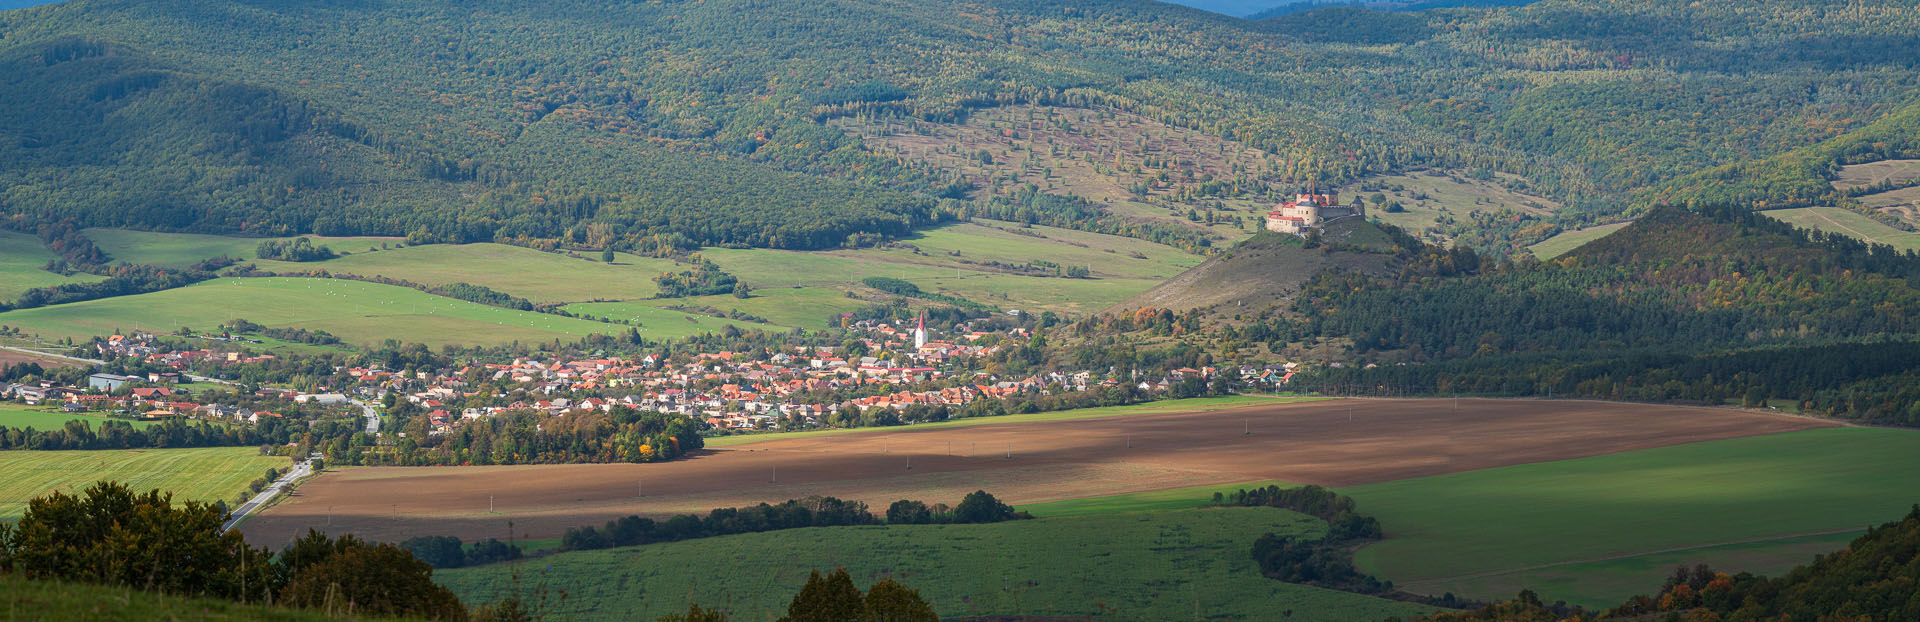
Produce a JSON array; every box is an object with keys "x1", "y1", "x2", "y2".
[
  {"x1": 0, "y1": 404, "x2": 159, "y2": 431},
  {"x1": 703, "y1": 220, "x2": 1203, "y2": 315},
  {"x1": 1018, "y1": 480, "x2": 1291, "y2": 517},
  {"x1": 704, "y1": 395, "x2": 1315, "y2": 448},
  {"x1": 1528, "y1": 222, "x2": 1632, "y2": 259},
  {"x1": 0, "y1": 230, "x2": 103, "y2": 302},
  {"x1": 0, "y1": 277, "x2": 752, "y2": 348},
  {"x1": 83, "y1": 229, "x2": 398, "y2": 269},
  {"x1": 0, "y1": 447, "x2": 288, "y2": 522},
  {"x1": 1343, "y1": 427, "x2": 1920, "y2": 607},
  {"x1": 436, "y1": 506, "x2": 1434, "y2": 621},
  {"x1": 250, "y1": 244, "x2": 683, "y2": 303},
  {"x1": 564, "y1": 286, "x2": 860, "y2": 330}
]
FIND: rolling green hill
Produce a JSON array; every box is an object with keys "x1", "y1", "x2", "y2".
[
  {"x1": 437, "y1": 506, "x2": 1436, "y2": 621},
  {"x1": 2, "y1": 0, "x2": 1918, "y2": 252}
]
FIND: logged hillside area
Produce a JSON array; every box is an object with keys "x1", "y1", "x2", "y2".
[
  {"x1": 1114, "y1": 220, "x2": 1398, "y2": 314},
  {"x1": 2, "y1": 0, "x2": 1919, "y2": 251}
]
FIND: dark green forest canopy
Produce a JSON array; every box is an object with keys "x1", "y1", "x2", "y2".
[{"x1": 1, "y1": 0, "x2": 1918, "y2": 246}]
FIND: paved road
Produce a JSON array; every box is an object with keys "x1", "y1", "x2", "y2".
[
  {"x1": 349, "y1": 398, "x2": 381, "y2": 435},
  {"x1": 223, "y1": 454, "x2": 318, "y2": 532}
]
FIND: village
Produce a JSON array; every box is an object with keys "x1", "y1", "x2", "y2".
[{"x1": 3, "y1": 317, "x2": 1302, "y2": 441}]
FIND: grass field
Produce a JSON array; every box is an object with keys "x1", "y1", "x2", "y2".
[
  {"x1": 564, "y1": 286, "x2": 857, "y2": 331},
  {"x1": 703, "y1": 395, "x2": 1314, "y2": 448},
  {"x1": 0, "y1": 404, "x2": 158, "y2": 430},
  {"x1": 1362, "y1": 170, "x2": 1559, "y2": 247},
  {"x1": 1764, "y1": 207, "x2": 1920, "y2": 252},
  {"x1": 436, "y1": 506, "x2": 1435, "y2": 621},
  {"x1": 0, "y1": 230, "x2": 103, "y2": 303},
  {"x1": 1830, "y1": 159, "x2": 1920, "y2": 192},
  {"x1": 1018, "y1": 480, "x2": 1290, "y2": 517},
  {"x1": 702, "y1": 220, "x2": 1203, "y2": 315},
  {"x1": 1529, "y1": 222, "x2": 1632, "y2": 259},
  {"x1": 83, "y1": 229, "x2": 398, "y2": 269},
  {"x1": 249, "y1": 244, "x2": 682, "y2": 303},
  {"x1": 0, "y1": 277, "x2": 749, "y2": 348},
  {"x1": 1343, "y1": 426, "x2": 1920, "y2": 607},
  {"x1": 0, "y1": 575, "x2": 353, "y2": 622},
  {"x1": 0, "y1": 447, "x2": 289, "y2": 521}
]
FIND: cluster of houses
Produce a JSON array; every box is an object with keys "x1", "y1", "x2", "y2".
[
  {"x1": 95, "y1": 333, "x2": 279, "y2": 369},
  {"x1": 8, "y1": 320, "x2": 1308, "y2": 438},
  {"x1": 1, "y1": 377, "x2": 296, "y2": 424}
]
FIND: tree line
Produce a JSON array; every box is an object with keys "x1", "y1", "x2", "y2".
[{"x1": 559, "y1": 491, "x2": 1026, "y2": 554}]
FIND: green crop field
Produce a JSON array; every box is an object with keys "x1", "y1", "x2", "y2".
[
  {"x1": 0, "y1": 404, "x2": 159, "y2": 431},
  {"x1": 248, "y1": 244, "x2": 683, "y2": 304},
  {"x1": 1018, "y1": 480, "x2": 1291, "y2": 517},
  {"x1": 702, "y1": 220, "x2": 1203, "y2": 315},
  {"x1": 0, "y1": 230, "x2": 104, "y2": 303},
  {"x1": 1764, "y1": 207, "x2": 1920, "y2": 252},
  {"x1": 437, "y1": 506, "x2": 1435, "y2": 621},
  {"x1": 564, "y1": 286, "x2": 860, "y2": 331},
  {"x1": 0, "y1": 278, "x2": 753, "y2": 348},
  {"x1": 0, "y1": 447, "x2": 289, "y2": 522},
  {"x1": 1529, "y1": 222, "x2": 1633, "y2": 259},
  {"x1": 84, "y1": 229, "x2": 399, "y2": 269},
  {"x1": 1343, "y1": 427, "x2": 1920, "y2": 607},
  {"x1": 704, "y1": 395, "x2": 1318, "y2": 448}
]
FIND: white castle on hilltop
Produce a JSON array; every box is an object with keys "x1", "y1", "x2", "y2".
[{"x1": 1265, "y1": 192, "x2": 1364, "y2": 235}]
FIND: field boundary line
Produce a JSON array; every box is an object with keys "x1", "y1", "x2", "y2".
[{"x1": 1396, "y1": 527, "x2": 1866, "y2": 590}]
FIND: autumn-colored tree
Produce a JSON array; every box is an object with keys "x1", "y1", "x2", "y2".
[
  {"x1": 278, "y1": 540, "x2": 469, "y2": 621},
  {"x1": 862, "y1": 578, "x2": 937, "y2": 622}
]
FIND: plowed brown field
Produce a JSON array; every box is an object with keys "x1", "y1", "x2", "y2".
[{"x1": 239, "y1": 398, "x2": 1832, "y2": 548}]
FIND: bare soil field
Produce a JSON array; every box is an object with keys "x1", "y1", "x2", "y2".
[
  {"x1": 240, "y1": 399, "x2": 1831, "y2": 548},
  {"x1": 0, "y1": 347, "x2": 79, "y2": 368}
]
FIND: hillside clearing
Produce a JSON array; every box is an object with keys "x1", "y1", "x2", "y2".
[
  {"x1": 1528, "y1": 222, "x2": 1632, "y2": 259},
  {"x1": 1764, "y1": 207, "x2": 1920, "y2": 252}
]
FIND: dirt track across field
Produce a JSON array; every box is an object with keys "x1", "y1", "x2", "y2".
[{"x1": 239, "y1": 398, "x2": 1832, "y2": 548}]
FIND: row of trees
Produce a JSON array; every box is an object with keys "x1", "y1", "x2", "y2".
[
  {"x1": 559, "y1": 491, "x2": 1026, "y2": 554},
  {"x1": 366, "y1": 407, "x2": 704, "y2": 466},
  {"x1": 0, "y1": 417, "x2": 312, "y2": 451}
]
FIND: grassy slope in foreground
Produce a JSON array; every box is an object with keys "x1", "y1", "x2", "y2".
[
  {"x1": 704, "y1": 395, "x2": 1323, "y2": 447},
  {"x1": 1763, "y1": 207, "x2": 1920, "y2": 252},
  {"x1": 0, "y1": 447, "x2": 288, "y2": 521},
  {"x1": 436, "y1": 506, "x2": 1435, "y2": 621},
  {"x1": 1344, "y1": 427, "x2": 1920, "y2": 608},
  {"x1": 0, "y1": 575, "x2": 352, "y2": 622},
  {"x1": 0, "y1": 277, "x2": 754, "y2": 348}
]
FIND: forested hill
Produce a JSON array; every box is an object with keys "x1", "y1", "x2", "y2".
[
  {"x1": 2, "y1": 0, "x2": 1919, "y2": 248},
  {"x1": 1297, "y1": 205, "x2": 1920, "y2": 424}
]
